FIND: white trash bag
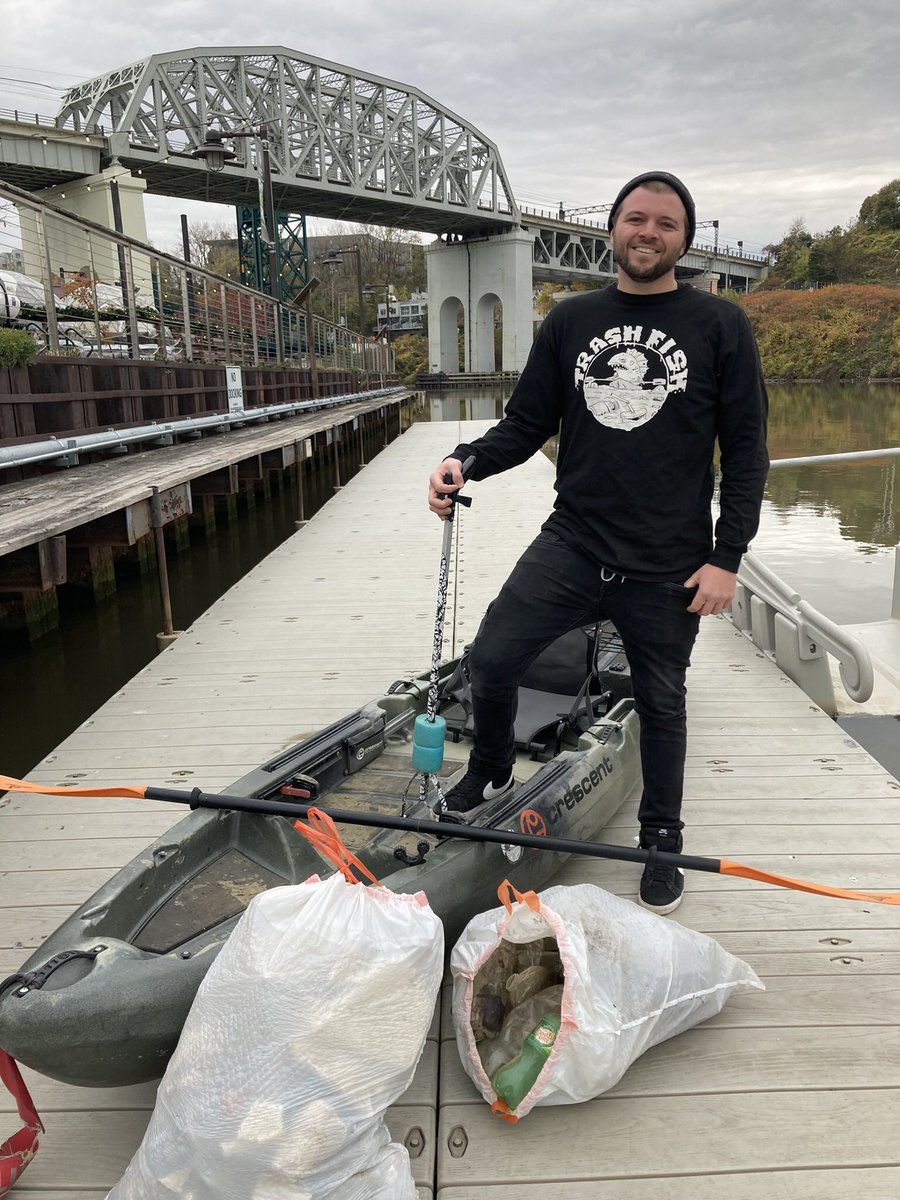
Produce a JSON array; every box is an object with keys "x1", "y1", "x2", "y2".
[
  {"x1": 108, "y1": 812, "x2": 444, "y2": 1200},
  {"x1": 451, "y1": 880, "x2": 763, "y2": 1120}
]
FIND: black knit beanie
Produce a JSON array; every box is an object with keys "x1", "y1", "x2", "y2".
[{"x1": 608, "y1": 171, "x2": 696, "y2": 253}]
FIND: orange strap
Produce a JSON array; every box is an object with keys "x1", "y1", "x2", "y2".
[
  {"x1": 293, "y1": 808, "x2": 382, "y2": 887},
  {"x1": 497, "y1": 879, "x2": 541, "y2": 914},
  {"x1": 0, "y1": 775, "x2": 146, "y2": 799},
  {"x1": 719, "y1": 860, "x2": 900, "y2": 905}
]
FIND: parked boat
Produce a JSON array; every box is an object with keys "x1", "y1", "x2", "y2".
[{"x1": 0, "y1": 633, "x2": 640, "y2": 1088}]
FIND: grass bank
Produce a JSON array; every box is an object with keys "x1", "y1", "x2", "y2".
[{"x1": 735, "y1": 285, "x2": 900, "y2": 380}]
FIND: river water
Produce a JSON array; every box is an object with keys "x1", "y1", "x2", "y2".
[{"x1": 1, "y1": 382, "x2": 898, "y2": 781}]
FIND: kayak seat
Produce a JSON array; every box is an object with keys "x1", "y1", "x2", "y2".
[{"x1": 440, "y1": 622, "x2": 628, "y2": 760}]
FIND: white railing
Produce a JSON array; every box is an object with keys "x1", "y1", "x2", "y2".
[
  {"x1": 0, "y1": 387, "x2": 404, "y2": 471},
  {"x1": 730, "y1": 447, "x2": 900, "y2": 715},
  {"x1": 732, "y1": 551, "x2": 874, "y2": 714}
]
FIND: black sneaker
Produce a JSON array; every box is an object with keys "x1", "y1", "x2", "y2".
[
  {"x1": 638, "y1": 827, "x2": 685, "y2": 914},
  {"x1": 437, "y1": 768, "x2": 516, "y2": 823}
]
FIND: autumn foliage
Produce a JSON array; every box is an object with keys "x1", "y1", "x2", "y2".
[{"x1": 735, "y1": 285, "x2": 900, "y2": 380}]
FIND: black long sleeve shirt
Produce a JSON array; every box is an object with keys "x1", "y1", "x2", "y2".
[{"x1": 451, "y1": 283, "x2": 769, "y2": 582}]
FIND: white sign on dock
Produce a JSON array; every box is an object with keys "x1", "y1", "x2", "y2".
[{"x1": 225, "y1": 366, "x2": 244, "y2": 413}]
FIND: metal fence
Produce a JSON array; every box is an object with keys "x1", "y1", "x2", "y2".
[{"x1": 0, "y1": 177, "x2": 393, "y2": 378}]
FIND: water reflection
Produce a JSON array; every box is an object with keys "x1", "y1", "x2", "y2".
[
  {"x1": 420, "y1": 389, "x2": 507, "y2": 424},
  {"x1": 0, "y1": 466, "x2": 340, "y2": 779},
  {"x1": 766, "y1": 382, "x2": 900, "y2": 461},
  {"x1": 754, "y1": 383, "x2": 898, "y2": 625}
]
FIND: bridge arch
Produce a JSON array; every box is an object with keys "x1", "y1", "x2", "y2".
[
  {"x1": 438, "y1": 296, "x2": 465, "y2": 373},
  {"x1": 473, "y1": 291, "x2": 501, "y2": 371},
  {"x1": 56, "y1": 47, "x2": 519, "y2": 235}
]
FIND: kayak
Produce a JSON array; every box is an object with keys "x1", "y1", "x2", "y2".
[{"x1": 0, "y1": 636, "x2": 640, "y2": 1088}]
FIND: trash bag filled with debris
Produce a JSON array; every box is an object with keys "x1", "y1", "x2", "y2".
[
  {"x1": 108, "y1": 868, "x2": 444, "y2": 1200},
  {"x1": 452, "y1": 881, "x2": 763, "y2": 1120}
]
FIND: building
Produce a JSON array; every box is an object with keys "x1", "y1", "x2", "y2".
[{"x1": 376, "y1": 291, "x2": 427, "y2": 339}]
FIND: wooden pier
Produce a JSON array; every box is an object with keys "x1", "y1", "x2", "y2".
[
  {"x1": 1, "y1": 422, "x2": 898, "y2": 1197},
  {"x1": 0, "y1": 389, "x2": 410, "y2": 640}
]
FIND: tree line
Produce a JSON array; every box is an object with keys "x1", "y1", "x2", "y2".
[
  {"x1": 761, "y1": 179, "x2": 900, "y2": 290},
  {"x1": 178, "y1": 219, "x2": 427, "y2": 336}
]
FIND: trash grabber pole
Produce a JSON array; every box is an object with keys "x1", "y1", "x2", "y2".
[
  {"x1": 2, "y1": 775, "x2": 899, "y2": 906},
  {"x1": 411, "y1": 454, "x2": 475, "y2": 807}
]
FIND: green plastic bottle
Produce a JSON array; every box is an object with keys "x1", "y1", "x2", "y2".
[{"x1": 490, "y1": 1011, "x2": 561, "y2": 1110}]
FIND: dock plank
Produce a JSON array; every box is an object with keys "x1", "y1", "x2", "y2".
[
  {"x1": 438, "y1": 1024, "x2": 900, "y2": 1101},
  {"x1": 435, "y1": 1169, "x2": 900, "y2": 1200},
  {"x1": 436, "y1": 1092, "x2": 900, "y2": 1185},
  {"x1": 0, "y1": 393, "x2": 406, "y2": 556}
]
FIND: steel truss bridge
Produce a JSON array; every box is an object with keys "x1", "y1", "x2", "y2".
[
  {"x1": 0, "y1": 47, "x2": 766, "y2": 293},
  {"x1": 54, "y1": 47, "x2": 518, "y2": 237}
]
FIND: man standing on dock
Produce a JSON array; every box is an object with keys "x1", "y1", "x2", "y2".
[{"x1": 427, "y1": 170, "x2": 768, "y2": 914}]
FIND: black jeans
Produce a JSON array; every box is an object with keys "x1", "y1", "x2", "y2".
[{"x1": 466, "y1": 530, "x2": 701, "y2": 832}]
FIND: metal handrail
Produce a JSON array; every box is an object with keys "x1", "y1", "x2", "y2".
[
  {"x1": 769, "y1": 447, "x2": 900, "y2": 468},
  {"x1": 738, "y1": 445, "x2": 900, "y2": 704},
  {"x1": 729, "y1": 445, "x2": 900, "y2": 707},
  {"x1": 0, "y1": 388, "x2": 405, "y2": 471},
  {"x1": 0, "y1": 177, "x2": 391, "y2": 374},
  {"x1": 736, "y1": 552, "x2": 874, "y2": 702},
  {"x1": 0, "y1": 107, "x2": 67, "y2": 129}
]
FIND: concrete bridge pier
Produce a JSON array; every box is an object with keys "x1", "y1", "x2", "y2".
[
  {"x1": 19, "y1": 165, "x2": 154, "y2": 296},
  {"x1": 426, "y1": 229, "x2": 534, "y2": 373}
]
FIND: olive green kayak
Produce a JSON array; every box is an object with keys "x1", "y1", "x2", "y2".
[{"x1": 0, "y1": 651, "x2": 640, "y2": 1088}]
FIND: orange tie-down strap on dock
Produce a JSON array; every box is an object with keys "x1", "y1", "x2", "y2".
[
  {"x1": 718, "y1": 860, "x2": 900, "y2": 905},
  {"x1": 0, "y1": 775, "x2": 146, "y2": 799}
]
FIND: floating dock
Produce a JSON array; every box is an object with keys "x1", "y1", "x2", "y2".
[{"x1": 1, "y1": 422, "x2": 898, "y2": 1197}]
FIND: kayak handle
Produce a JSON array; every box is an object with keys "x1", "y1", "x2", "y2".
[{"x1": 0, "y1": 945, "x2": 107, "y2": 998}]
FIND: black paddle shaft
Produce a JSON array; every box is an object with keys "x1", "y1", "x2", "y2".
[{"x1": 144, "y1": 784, "x2": 722, "y2": 876}]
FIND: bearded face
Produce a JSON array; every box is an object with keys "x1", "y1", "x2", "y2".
[{"x1": 610, "y1": 186, "x2": 688, "y2": 287}]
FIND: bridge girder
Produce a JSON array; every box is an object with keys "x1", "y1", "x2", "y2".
[
  {"x1": 524, "y1": 215, "x2": 768, "y2": 285},
  {"x1": 55, "y1": 47, "x2": 519, "y2": 236},
  {"x1": 530, "y1": 222, "x2": 616, "y2": 282}
]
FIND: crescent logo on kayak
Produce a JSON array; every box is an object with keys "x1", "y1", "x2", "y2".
[
  {"x1": 520, "y1": 809, "x2": 547, "y2": 837},
  {"x1": 352, "y1": 740, "x2": 382, "y2": 763},
  {"x1": 548, "y1": 755, "x2": 615, "y2": 826}
]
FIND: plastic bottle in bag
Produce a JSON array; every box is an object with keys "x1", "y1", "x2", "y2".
[
  {"x1": 490, "y1": 1011, "x2": 561, "y2": 1110},
  {"x1": 478, "y1": 984, "x2": 564, "y2": 1079}
]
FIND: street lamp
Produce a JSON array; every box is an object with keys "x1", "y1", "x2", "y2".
[
  {"x1": 193, "y1": 124, "x2": 283, "y2": 360},
  {"x1": 320, "y1": 246, "x2": 365, "y2": 338}
]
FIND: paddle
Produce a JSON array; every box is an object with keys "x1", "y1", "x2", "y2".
[{"x1": 2, "y1": 774, "x2": 899, "y2": 906}]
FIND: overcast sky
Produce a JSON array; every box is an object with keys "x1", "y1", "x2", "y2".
[{"x1": 2, "y1": 0, "x2": 896, "y2": 257}]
